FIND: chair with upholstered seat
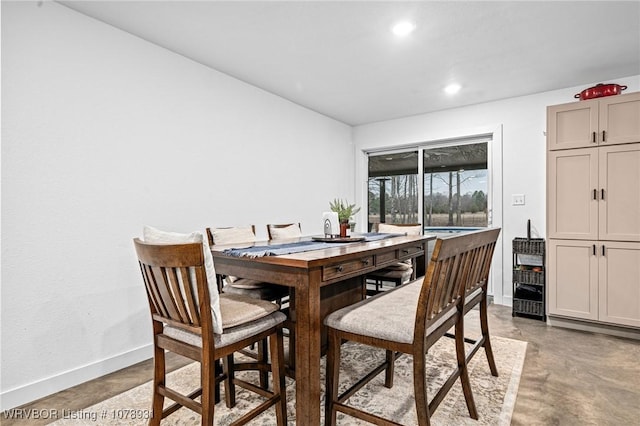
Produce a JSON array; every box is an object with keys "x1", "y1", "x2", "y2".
[
  {"x1": 265, "y1": 223, "x2": 302, "y2": 373},
  {"x1": 365, "y1": 223, "x2": 422, "y2": 295},
  {"x1": 134, "y1": 228, "x2": 287, "y2": 425},
  {"x1": 207, "y1": 225, "x2": 290, "y2": 377},
  {"x1": 324, "y1": 228, "x2": 501, "y2": 426},
  {"x1": 266, "y1": 223, "x2": 302, "y2": 241},
  {"x1": 206, "y1": 226, "x2": 289, "y2": 304}
]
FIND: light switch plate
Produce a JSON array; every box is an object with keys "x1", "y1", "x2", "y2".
[{"x1": 512, "y1": 194, "x2": 525, "y2": 206}]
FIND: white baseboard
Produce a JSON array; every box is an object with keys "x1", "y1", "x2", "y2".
[
  {"x1": 548, "y1": 315, "x2": 640, "y2": 340},
  {"x1": 1, "y1": 344, "x2": 153, "y2": 411}
]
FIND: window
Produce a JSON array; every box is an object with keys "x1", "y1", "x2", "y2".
[
  {"x1": 367, "y1": 150, "x2": 419, "y2": 230},
  {"x1": 367, "y1": 138, "x2": 490, "y2": 232},
  {"x1": 423, "y1": 142, "x2": 488, "y2": 229}
]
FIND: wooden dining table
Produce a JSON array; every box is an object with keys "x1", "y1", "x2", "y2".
[{"x1": 211, "y1": 233, "x2": 435, "y2": 425}]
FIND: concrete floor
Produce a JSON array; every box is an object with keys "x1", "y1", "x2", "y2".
[{"x1": 3, "y1": 304, "x2": 639, "y2": 425}]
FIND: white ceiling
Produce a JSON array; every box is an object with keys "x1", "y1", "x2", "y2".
[{"x1": 58, "y1": 1, "x2": 640, "y2": 126}]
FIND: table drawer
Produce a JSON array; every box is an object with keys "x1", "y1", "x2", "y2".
[
  {"x1": 398, "y1": 243, "x2": 425, "y2": 261},
  {"x1": 376, "y1": 249, "x2": 399, "y2": 267},
  {"x1": 322, "y1": 255, "x2": 374, "y2": 281}
]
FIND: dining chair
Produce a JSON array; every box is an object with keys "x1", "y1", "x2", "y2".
[
  {"x1": 207, "y1": 225, "x2": 290, "y2": 378},
  {"x1": 266, "y1": 223, "x2": 302, "y2": 240},
  {"x1": 365, "y1": 223, "x2": 422, "y2": 295},
  {"x1": 134, "y1": 230, "x2": 287, "y2": 425},
  {"x1": 206, "y1": 225, "x2": 289, "y2": 304},
  {"x1": 265, "y1": 223, "x2": 302, "y2": 373},
  {"x1": 324, "y1": 228, "x2": 501, "y2": 426}
]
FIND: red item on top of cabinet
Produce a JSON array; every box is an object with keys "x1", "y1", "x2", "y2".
[{"x1": 574, "y1": 83, "x2": 627, "y2": 100}]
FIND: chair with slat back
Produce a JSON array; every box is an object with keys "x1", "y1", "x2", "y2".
[
  {"x1": 134, "y1": 237, "x2": 287, "y2": 426},
  {"x1": 265, "y1": 223, "x2": 302, "y2": 374},
  {"x1": 365, "y1": 223, "x2": 422, "y2": 295},
  {"x1": 324, "y1": 228, "x2": 501, "y2": 426},
  {"x1": 206, "y1": 225, "x2": 290, "y2": 382},
  {"x1": 456, "y1": 228, "x2": 501, "y2": 378},
  {"x1": 206, "y1": 225, "x2": 289, "y2": 305}
]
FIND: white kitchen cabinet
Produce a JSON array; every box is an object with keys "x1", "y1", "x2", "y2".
[{"x1": 547, "y1": 92, "x2": 640, "y2": 151}]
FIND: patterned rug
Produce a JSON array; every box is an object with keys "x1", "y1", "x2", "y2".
[{"x1": 50, "y1": 336, "x2": 526, "y2": 425}]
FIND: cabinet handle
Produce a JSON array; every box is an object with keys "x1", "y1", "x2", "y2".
[
  {"x1": 592, "y1": 131, "x2": 597, "y2": 143},
  {"x1": 602, "y1": 130, "x2": 606, "y2": 142},
  {"x1": 362, "y1": 259, "x2": 370, "y2": 266},
  {"x1": 592, "y1": 244, "x2": 596, "y2": 256},
  {"x1": 602, "y1": 245, "x2": 605, "y2": 256},
  {"x1": 593, "y1": 189, "x2": 597, "y2": 200},
  {"x1": 601, "y1": 189, "x2": 605, "y2": 200},
  {"x1": 402, "y1": 249, "x2": 409, "y2": 254}
]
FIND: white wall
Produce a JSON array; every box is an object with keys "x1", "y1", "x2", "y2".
[
  {"x1": 0, "y1": 2, "x2": 353, "y2": 409},
  {"x1": 352, "y1": 74, "x2": 640, "y2": 305}
]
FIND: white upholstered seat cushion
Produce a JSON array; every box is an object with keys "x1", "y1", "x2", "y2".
[
  {"x1": 229, "y1": 278, "x2": 266, "y2": 289},
  {"x1": 218, "y1": 293, "x2": 280, "y2": 328},
  {"x1": 324, "y1": 279, "x2": 456, "y2": 344},
  {"x1": 377, "y1": 223, "x2": 422, "y2": 236},
  {"x1": 223, "y1": 283, "x2": 289, "y2": 301},
  {"x1": 211, "y1": 226, "x2": 257, "y2": 246},
  {"x1": 368, "y1": 267, "x2": 413, "y2": 282},
  {"x1": 269, "y1": 224, "x2": 302, "y2": 240},
  {"x1": 465, "y1": 286, "x2": 483, "y2": 304},
  {"x1": 164, "y1": 293, "x2": 283, "y2": 348},
  {"x1": 380, "y1": 262, "x2": 413, "y2": 271},
  {"x1": 143, "y1": 225, "x2": 223, "y2": 334},
  {"x1": 210, "y1": 226, "x2": 263, "y2": 286}
]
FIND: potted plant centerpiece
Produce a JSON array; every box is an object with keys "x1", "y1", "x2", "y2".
[{"x1": 329, "y1": 199, "x2": 361, "y2": 237}]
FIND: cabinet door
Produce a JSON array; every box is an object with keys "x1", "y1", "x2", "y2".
[
  {"x1": 599, "y1": 92, "x2": 640, "y2": 146},
  {"x1": 548, "y1": 148, "x2": 598, "y2": 239},
  {"x1": 598, "y1": 242, "x2": 640, "y2": 327},
  {"x1": 599, "y1": 144, "x2": 640, "y2": 242},
  {"x1": 547, "y1": 100, "x2": 598, "y2": 150},
  {"x1": 548, "y1": 239, "x2": 598, "y2": 320}
]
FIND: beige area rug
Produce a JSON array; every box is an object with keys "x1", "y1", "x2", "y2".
[{"x1": 50, "y1": 336, "x2": 526, "y2": 425}]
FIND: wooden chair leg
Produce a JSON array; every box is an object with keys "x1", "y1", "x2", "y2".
[
  {"x1": 480, "y1": 295, "x2": 499, "y2": 377},
  {"x1": 214, "y1": 360, "x2": 222, "y2": 403},
  {"x1": 412, "y1": 349, "x2": 431, "y2": 426},
  {"x1": 258, "y1": 338, "x2": 269, "y2": 389},
  {"x1": 270, "y1": 329, "x2": 287, "y2": 426},
  {"x1": 286, "y1": 288, "x2": 296, "y2": 373},
  {"x1": 223, "y1": 354, "x2": 236, "y2": 408},
  {"x1": 288, "y1": 326, "x2": 296, "y2": 373},
  {"x1": 150, "y1": 344, "x2": 165, "y2": 426},
  {"x1": 384, "y1": 350, "x2": 395, "y2": 388},
  {"x1": 455, "y1": 319, "x2": 478, "y2": 420},
  {"x1": 324, "y1": 330, "x2": 341, "y2": 426},
  {"x1": 201, "y1": 357, "x2": 216, "y2": 425}
]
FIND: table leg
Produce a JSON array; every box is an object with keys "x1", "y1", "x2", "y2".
[{"x1": 294, "y1": 275, "x2": 321, "y2": 426}]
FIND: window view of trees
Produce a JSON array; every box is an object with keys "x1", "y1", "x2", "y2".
[
  {"x1": 368, "y1": 142, "x2": 489, "y2": 230},
  {"x1": 424, "y1": 170, "x2": 488, "y2": 227},
  {"x1": 368, "y1": 175, "x2": 419, "y2": 225}
]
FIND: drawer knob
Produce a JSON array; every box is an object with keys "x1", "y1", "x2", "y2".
[
  {"x1": 336, "y1": 265, "x2": 343, "y2": 272},
  {"x1": 362, "y1": 259, "x2": 370, "y2": 266}
]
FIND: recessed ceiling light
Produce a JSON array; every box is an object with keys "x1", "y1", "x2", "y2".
[
  {"x1": 444, "y1": 83, "x2": 462, "y2": 95},
  {"x1": 392, "y1": 21, "x2": 416, "y2": 37}
]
